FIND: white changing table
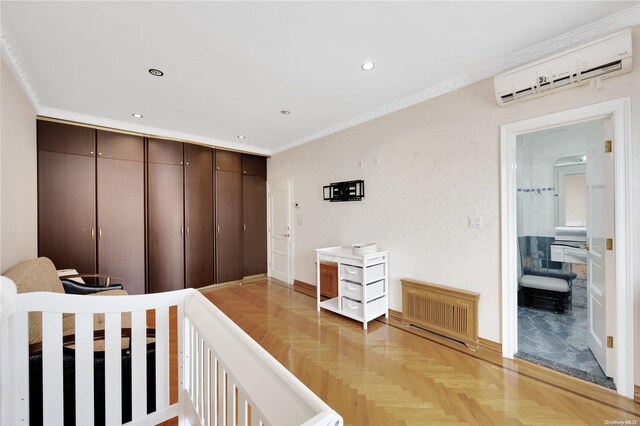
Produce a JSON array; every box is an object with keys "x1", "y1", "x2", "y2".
[{"x1": 316, "y1": 246, "x2": 389, "y2": 329}]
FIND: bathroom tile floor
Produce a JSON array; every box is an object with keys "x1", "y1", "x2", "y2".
[{"x1": 516, "y1": 279, "x2": 616, "y2": 389}]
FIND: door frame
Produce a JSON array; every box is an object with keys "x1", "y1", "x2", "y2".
[
  {"x1": 267, "y1": 177, "x2": 294, "y2": 285},
  {"x1": 500, "y1": 97, "x2": 634, "y2": 398}
]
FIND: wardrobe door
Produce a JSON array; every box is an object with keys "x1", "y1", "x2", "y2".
[
  {"x1": 215, "y1": 169, "x2": 243, "y2": 283},
  {"x1": 96, "y1": 131, "x2": 145, "y2": 294},
  {"x1": 242, "y1": 154, "x2": 267, "y2": 177},
  {"x1": 38, "y1": 150, "x2": 96, "y2": 273},
  {"x1": 185, "y1": 144, "x2": 214, "y2": 289},
  {"x1": 243, "y1": 174, "x2": 267, "y2": 276},
  {"x1": 148, "y1": 138, "x2": 185, "y2": 293},
  {"x1": 37, "y1": 121, "x2": 97, "y2": 273},
  {"x1": 37, "y1": 120, "x2": 96, "y2": 156}
]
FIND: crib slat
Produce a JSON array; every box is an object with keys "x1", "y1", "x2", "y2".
[
  {"x1": 203, "y1": 345, "x2": 211, "y2": 426},
  {"x1": 131, "y1": 310, "x2": 147, "y2": 420},
  {"x1": 16, "y1": 312, "x2": 29, "y2": 424},
  {"x1": 104, "y1": 312, "x2": 122, "y2": 425},
  {"x1": 218, "y1": 366, "x2": 226, "y2": 425},
  {"x1": 212, "y1": 357, "x2": 218, "y2": 424},
  {"x1": 198, "y1": 332, "x2": 203, "y2": 418},
  {"x1": 155, "y1": 306, "x2": 170, "y2": 410},
  {"x1": 191, "y1": 324, "x2": 196, "y2": 402},
  {"x1": 177, "y1": 303, "x2": 185, "y2": 423},
  {"x1": 237, "y1": 390, "x2": 248, "y2": 426},
  {"x1": 228, "y1": 380, "x2": 236, "y2": 426},
  {"x1": 42, "y1": 312, "x2": 63, "y2": 424},
  {"x1": 75, "y1": 313, "x2": 94, "y2": 425}
]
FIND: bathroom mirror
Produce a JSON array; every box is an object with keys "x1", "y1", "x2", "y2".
[{"x1": 554, "y1": 154, "x2": 587, "y2": 228}]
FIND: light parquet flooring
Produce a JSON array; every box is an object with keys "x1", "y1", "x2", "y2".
[{"x1": 202, "y1": 281, "x2": 640, "y2": 426}]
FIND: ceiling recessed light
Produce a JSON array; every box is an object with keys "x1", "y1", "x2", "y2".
[
  {"x1": 280, "y1": 110, "x2": 291, "y2": 115},
  {"x1": 237, "y1": 135, "x2": 246, "y2": 139},
  {"x1": 148, "y1": 68, "x2": 164, "y2": 77},
  {"x1": 132, "y1": 113, "x2": 143, "y2": 118},
  {"x1": 361, "y1": 62, "x2": 375, "y2": 71}
]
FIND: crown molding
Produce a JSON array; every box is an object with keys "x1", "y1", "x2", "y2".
[
  {"x1": 0, "y1": 15, "x2": 42, "y2": 113},
  {"x1": 38, "y1": 107, "x2": 271, "y2": 156},
  {"x1": 2, "y1": 4, "x2": 638, "y2": 156},
  {"x1": 272, "y1": 5, "x2": 640, "y2": 154}
]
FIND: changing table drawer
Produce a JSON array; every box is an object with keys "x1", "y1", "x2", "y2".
[
  {"x1": 341, "y1": 279, "x2": 385, "y2": 301},
  {"x1": 340, "y1": 263, "x2": 385, "y2": 284}
]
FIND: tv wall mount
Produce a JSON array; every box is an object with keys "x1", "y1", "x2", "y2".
[{"x1": 323, "y1": 180, "x2": 364, "y2": 202}]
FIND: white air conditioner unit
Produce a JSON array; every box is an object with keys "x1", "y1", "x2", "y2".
[{"x1": 494, "y1": 29, "x2": 632, "y2": 106}]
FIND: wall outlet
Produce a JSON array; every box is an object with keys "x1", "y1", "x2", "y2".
[{"x1": 468, "y1": 216, "x2": 483, "y2": 228}]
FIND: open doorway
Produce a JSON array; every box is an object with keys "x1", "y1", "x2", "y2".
[
  {"x1": 500, "y1": 98, "x2": 634, "y2": 399},
  {"x1": 514, "y1": 118, "x2": 615, "y2": 389}
]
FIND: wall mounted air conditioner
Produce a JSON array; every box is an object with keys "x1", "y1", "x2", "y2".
[{"x1": 494, "y1": 29, "x2": 632, "y2": 106}]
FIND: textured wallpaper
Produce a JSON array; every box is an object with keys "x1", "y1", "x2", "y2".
[{"x1": 268, "y1": 27, "x2": 640, "y2": 347}]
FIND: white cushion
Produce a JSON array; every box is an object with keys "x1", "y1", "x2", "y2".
[{"x1": 519, "y1": 275, "x2": 569, "y2": 292}]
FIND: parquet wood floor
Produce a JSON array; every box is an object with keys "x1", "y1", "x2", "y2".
[{"x1": 201, "y1": 281, "x2": 640, "y2": 426}]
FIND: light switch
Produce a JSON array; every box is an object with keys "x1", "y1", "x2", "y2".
[{"x1": 468, "y1": 216, "x2": 483, "y2": 228}]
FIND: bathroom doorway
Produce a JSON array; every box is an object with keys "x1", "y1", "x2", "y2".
[
  {"x1": 514, "y1": 118, "x2": 615, "y2": 388},
  {"x1": 500, "y1": 98, "x2": 634, "y2": 398}
]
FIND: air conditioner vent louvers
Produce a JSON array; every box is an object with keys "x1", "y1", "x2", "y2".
[{"x1": 495, "y1": 29, "x2": 631, "y2": 106}]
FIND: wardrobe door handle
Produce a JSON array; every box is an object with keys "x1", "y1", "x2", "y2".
[
  {"x1": 180, "y1": 226, "x2": 184, "y2": 236},
  {"x1": 91, "y1": 228, "x2": 95, "y2": 240},
  {"x1": 186, "y1": 226, "x2": 190, "y2": 236},
  {"x1": 217, "y1": 225, "x2": 220, "y2": 234},
  {"x1": 99, "y1": 228, "x2": 102, "y2": 240}
]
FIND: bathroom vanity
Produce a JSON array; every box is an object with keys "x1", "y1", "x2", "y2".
[
  {"x1": 316, "y1": 246, "x2": 389, "y2": 329},
  {"x1": 550, "y1": 242, "x2": 588, "y2": 264}
]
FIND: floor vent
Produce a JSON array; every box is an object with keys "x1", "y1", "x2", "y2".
[{"x1": 401, "y1": 279, "x2": 480, "y2": 349}]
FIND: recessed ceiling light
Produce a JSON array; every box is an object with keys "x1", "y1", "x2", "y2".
[
  {"x1": 148, "y1": 68, "x2": 164, "y2": 77},
  {"x1": 280, "y1": 110, "x2": 291, "y2": 115},
  {"x1": 361, "y1": 62, "x2": 375, "y2": 71},
  {"x1": 237, "y1": 135, "x2": 246, "y2": 139},
  {"x1": 132, "y1": 113, "x2": 143, "y2": 118}
]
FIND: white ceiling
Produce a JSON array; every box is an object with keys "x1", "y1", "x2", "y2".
[{"x1": 1, "y1": 1, "x2": 638, "y2": 155}]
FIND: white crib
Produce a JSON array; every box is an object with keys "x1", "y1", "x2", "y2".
[{"x1": 0, "y1": 277, "x2": 342, "y2": 426}]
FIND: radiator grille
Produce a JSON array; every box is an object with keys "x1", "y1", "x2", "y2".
[{"x1": 402, "y1": 279, "x2": 479, "y2": 349}]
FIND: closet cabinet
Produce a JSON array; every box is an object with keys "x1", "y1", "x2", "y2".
[
  {"x1": 38, "y1": 120, "x2": 268, "y2": 294},
  {"x1": 242, "y1": 155, "x2": 267, "y2": 276},
  {"x1": 147, "y1": 138, "x2": 185, "y2": 293},
  {"x1": 96, "y1": 131, "x2": 145, "y2": 294},
  {"x1": 37, "y1": 122, "x2": 145, "y2": 294},
  {"x1": 215, "y1": 151, "x2": 243, "y2": 283},
  {"x1": 38, "y1": 121, "x2": 97, "y2": 275},
  {"x1": 185, "y1": 144, "x2": 215, "y2": 288}
]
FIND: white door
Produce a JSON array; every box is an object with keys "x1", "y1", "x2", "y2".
[
  {"x1": 268, "y1": 179, "x2": 292, "y2": 283},
  {"x1": 586, "y1": 117, "x2": 615, "y2": 377}
]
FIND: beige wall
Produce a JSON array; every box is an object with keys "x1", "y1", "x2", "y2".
[
  {"x1": 268, "y1": 27, "x2": 639, "y2": 382},
  {"x1": 1, "y1": 57, "x2": 38, "y2": 273}
]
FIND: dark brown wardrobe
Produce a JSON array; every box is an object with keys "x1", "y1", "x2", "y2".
[
  {"x1": 147, "y1": 138, "x2": 185, "y2": 293},
  {"x1": 147, "y1": 139, "x2": 215, "y2": 292},
  {"x1": 37, "y1": 121, "x2": 145, "y2": 294},
  {"x1": 242, "y1": 155, "x2": 267, "y2": 276},
  {"x1": 38, "y1": 120, "x2": 267, "y2": 294},
  {"x1": 215, "y1": 151, "x2": 243, "y2": 283}
]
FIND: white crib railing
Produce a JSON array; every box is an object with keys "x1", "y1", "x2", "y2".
[{"x1": 0, "y1": 277, "x2": 342, "y2": 426}]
